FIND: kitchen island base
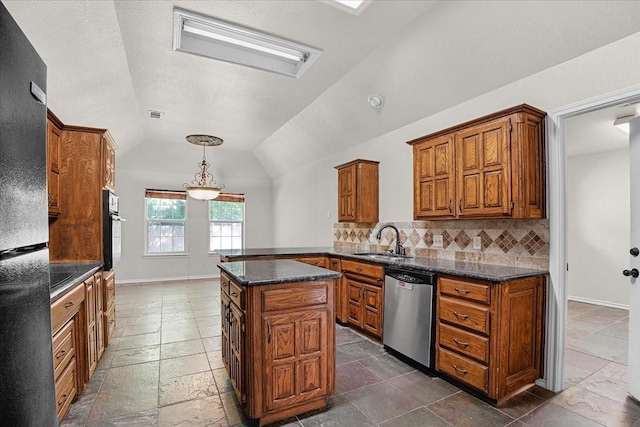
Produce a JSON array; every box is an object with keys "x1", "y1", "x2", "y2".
[{"x1": 219, "y1": 260, "x2": 339, "y2": 426}]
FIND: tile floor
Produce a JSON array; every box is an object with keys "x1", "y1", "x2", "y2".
[{"x1": 60, "y1": 280, "x2": 640, "y2": 426}]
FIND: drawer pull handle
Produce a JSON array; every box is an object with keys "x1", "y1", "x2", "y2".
[
  {"x1": 55, "y1": 349, "x2": 67, "y2": 359},
  {"x1": 109, "y1": 319, "x2": 115, "y2": 324},
  {"x1": 454, "y1": 288, "x2": 470, "y2": 294},
  {"x1": 356, "y1": 267, "x2": 363, "y2": 273},
  {"x1": 64, "y1": 302, "x2": 74, "y2": 308},
  {"x1": 452, "y1": 364, "x2": 468, "y2": 375},
  {"x1": 453, "y1": 311, "x2": 469, "y2": 320},
  {"x1": 230, "y1": 292, "x2": 238, "y2": 297},
  {"x1": 453, "y1": 338, "x2": 469, "y2": 347},
  {"x1": 57, "y1": 393, "x2": 69, "y2": 406}
]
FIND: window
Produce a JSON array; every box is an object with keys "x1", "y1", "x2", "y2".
[
  {"x1": 209, "y1": 193, "x2": 245, "y2": 251},
  {"x1": 145, "y1": 190, "x2": 187, "y2": 254}
]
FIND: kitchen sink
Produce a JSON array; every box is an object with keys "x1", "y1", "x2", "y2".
[{"x1": 354, "y1": 252, "x2": 413, "y2": 260}]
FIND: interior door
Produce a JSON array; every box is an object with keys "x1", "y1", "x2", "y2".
[{"x1": 628, "y1": 116, "x2": 640, "y2": 399}]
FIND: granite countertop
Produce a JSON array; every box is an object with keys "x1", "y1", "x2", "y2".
[
  {"x1": 50, "y1": 262, "x2": 103, "y2": 302},
  {"x1": 217, "y1": 259, "x2": 342, "y2": 286},
  {"x1": 217, "y1": 247, "x2": 547, "y2": 282}
]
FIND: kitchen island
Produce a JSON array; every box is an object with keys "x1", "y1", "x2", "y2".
[{"x1": 217, "y1": 259, "x2": 341, "y2": 426}]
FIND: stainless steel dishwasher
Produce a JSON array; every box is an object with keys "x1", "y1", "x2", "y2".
[{"x1": 383, "y1": 267, "x2": 436, "y2": 370}]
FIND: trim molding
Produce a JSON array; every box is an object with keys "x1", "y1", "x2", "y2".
[
  {"x1": 568, "y1": 296, "x2": 629, "y2": 311},
  {"x1": 116, "y1": 273, "x2": 220, "y2": 285},
  {"x1": 546, "y1": 83, "x2": 640, "y2": 392}
]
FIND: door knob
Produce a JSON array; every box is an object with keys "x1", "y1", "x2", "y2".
[
  {"x1": 623, "y1": 268, "x2": 639, "y2": 278},
  {"x1": 631, "y1": 247, "x2": 639, "y2": 257}
]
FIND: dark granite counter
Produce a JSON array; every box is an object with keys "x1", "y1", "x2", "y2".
[
  {"x1": 50, "y1": 262, "x2": 103, "y2": 302},
  {"x1": 218, "y1": 247, "x2": 547, "y2": 282},
  {"x1": 218, "y1": 259, "x2": 342, "y2": 286}
]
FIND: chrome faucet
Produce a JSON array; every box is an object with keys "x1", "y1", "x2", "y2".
[{"x1": 376, "y1": 224, "x2": 405, "y2": 256}]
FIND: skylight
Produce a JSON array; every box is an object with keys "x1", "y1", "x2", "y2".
[
  {"x1": 173, "y1": 8, "x2": 322, "y2": 79},
  {"x1": 324, "y1": 0, "x2": 371, "y2": 15}
]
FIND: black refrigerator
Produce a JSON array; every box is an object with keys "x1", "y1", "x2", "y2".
[{"x1": 0, "y1": 2, "x2": 58, "y2": 425}]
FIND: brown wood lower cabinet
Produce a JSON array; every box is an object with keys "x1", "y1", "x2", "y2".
[
  {"x1": 51, "y1": 283, "x2": 85, "y2": 421},
  {"x1": 340, "y1": 259, "x2": 384, "y2": 338},
  {"x1": 436, "y1": 274, "x2": 545, "y2": 403},
  {"x1": 220, "y1": 272, "x2": 335, "y2": 426}
]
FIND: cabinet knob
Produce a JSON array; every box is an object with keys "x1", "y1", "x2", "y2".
[{"x1": 631, "y1": 247, "x2": 639, "y2": 257}]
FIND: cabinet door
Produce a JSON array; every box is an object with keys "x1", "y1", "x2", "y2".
[
  {"x1": 362, "y1": 284, "x2": 383, "y2": 337},
  {"x1": 85, "y1": 277, "x2": 97, "y2": 377},
  {"x1": 221, "y1": 292, "x2": 231, "y2": 371},
  {"x1": 263, "y1": 310, "x2": 329, "y2": 412},
  {"x1": 229, "y1": 302, "x2": 244, "y2": 402},
  {"x1": 456, "y1": 117, "x2": 512, "y2": 217},
  {"x1": 47, "y1": 120, "x2": 61, "y2": 216},
  {"x1": 346, "y1": 278, "x2": 363, "y2": 328},
  {"x1": 337, "y1": 165, "x2": 356, "y2": 221},
  {"x1": 103, "y1": 135, "x2": 116, "y2": 190},
  {"x1": 414, "y1": 135, "x2": 456, "y2": 219}
]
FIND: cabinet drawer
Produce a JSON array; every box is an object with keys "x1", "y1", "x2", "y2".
[
  {"x1": 440, "y1": 277, "x2": 490, "y2": 304},
  {"x1": 55, "y1": 357, "x2": 77, "y2": 420},
  {"x1": 261, "y1": 282, "x2": 328, "y2": 312},
  {"x1": 297, "y1": 256, "x2": 328, "y2": 268},
  {"x1": 439, "y1": 296, "x2": 489, "y2": 334},
  {"x1": 52, "y1": 318, "x2": 76, "y2": 379},
  {"x1": 51, "y1": 284, "x2": 84, "y2": 335},
  {"x1": 438, "y1": 347, "x2": 488, "y2": 393},
  {"x1": 438, "y1": 322, "x2": 489, "y2": 364},
  {"x1": 229, "y1": 281, "x2": 244, "y2": 308},
  {"x1": 341, "y1": 260, "x2": 383, "y2": 280},
  {"x1": 221, "y1": 273, "x2": 231, "y2": 296},
  {"x1": 104, "y1": 273, "x2": 115, "y2": 306}
]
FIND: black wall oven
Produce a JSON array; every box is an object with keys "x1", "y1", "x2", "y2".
[{"x1": 103, "y1": 190, "x2": 123, "y2": 270}]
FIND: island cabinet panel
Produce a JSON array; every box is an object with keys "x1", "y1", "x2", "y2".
[
  {"x1": 435, "y1": 274, "x2": 545, "y2": 404},
  {"x1": 221, "y1": 272, "x2": 335, "y2": 426},
  {"x1": 408, "y1": 104, "x2": 546, "y2": 220}
]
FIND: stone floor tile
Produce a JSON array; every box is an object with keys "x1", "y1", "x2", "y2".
[
  {"x1": 386, "y1": 371, "x2": 459, "y2": 406},
  {"x1": 335, "y1": 326, "x2": 365, "y2": 345},
  {"x1": 220, "y1": 391, "x2": 249, "y2": 426},
  {"x1": 565, "y1": 347, "x2": 610, "y2": 372},
  {"x1": 517, "y1": 402, "x2": 602, "y2": 427},
  {"x1": 379, "y1": 407, "x2": 449, "y2": 427},
  {"x1": 111, "y1": 345, "x2": 161, "y2": 368},
  {"x1": 88, "y1": 361, "x2": 159, "y2": 422},
  {"x1": 160, "y1": 326, "x2": 201, "y2": 344},
  {"x1": 117, "y1": 331, "x2": 161, "y2": 351},
  {"x1": 358, "y1": 353, "x2": 415, "y2": 380},
  {"x1": 497, "y1": 388, "x2": 547, "y2": 419},
  {"x1": 207, "y1": 351, "x2": 225, "y2": 370},
  {"x1": 122, "y1": 322, "x2": 162, "y2": 337},
  {"x1": 428, "y1": 390, "x2": 515, "y2": 427},
  {"x1": 162, "y1": 311, "x2": 195, "y2": 322},
  {"x1": 335, "y1": 347, "x2": 353, "y2": 366},
  {"x1": 86, "y1": 408, "x2": 159, "y2": 426},
  {"x1": 552, "y1": 385, "x2": 640, "y2": 426},
  {"x1": 157, "y1": 395, "x2": 227, "y2": 426},
  {"x1": 569, "y1": 333, "x2": 628, "y2": 362},
  {"x1": 160, "y1": 353, "x2": 211, "y2": 380},
  {"x1": 344, "y1": 382, "x2": 422, "y2": 424},
  {"x1": 578, "y1": 362, "x2": 640, "y2": 410},
  {"x1": 335, "y1": 361, "x2": 383, "y2": 393},
  {"x1": 203, "y1": 335, "x2": 222, "y2": 352},
  {"x1": 338, "y1": 339, "x2": 385, "y2": 361},
  {"x1": 298, "y1": 394, "x2": 373, "y2": 427},
  {"x1": 160, "y1": 339, "x2": 205, "y2": 360},
  {"x1": 158, "y1": 371, "x2": 218, "y2": 407}
]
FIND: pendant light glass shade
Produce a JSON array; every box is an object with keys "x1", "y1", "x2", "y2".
[{"x1": 183, "y1": 135, "x2": 224, "y2": 201}]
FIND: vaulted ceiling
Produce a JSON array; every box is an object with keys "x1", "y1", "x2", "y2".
[{"x1": 5, "y1": 1, "x2": 640, "y2": 179}]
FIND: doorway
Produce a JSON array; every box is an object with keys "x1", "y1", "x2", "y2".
[{"x1": 545, "y1": 84, "x2": 640, "y2": 393}]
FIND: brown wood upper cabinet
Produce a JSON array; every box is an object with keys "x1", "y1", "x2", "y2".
[
  {"x1": 335, "y1": 159, "x2": 379, "y2": 223},
  {"x1": 47, "y1": 112, "x2": 62, "y2": 218},
  {"x1": 407, "y1": 105, "x2": 546, "y2": 220}
]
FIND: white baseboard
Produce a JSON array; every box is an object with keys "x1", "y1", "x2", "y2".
[
  {"x1": 568, "y1": 295, "x2": 629, "y2": 311},
  {"x1": 116, "y1": 273, "x2": 220, "y2": 285}
]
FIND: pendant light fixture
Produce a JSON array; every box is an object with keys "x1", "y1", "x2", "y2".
[{"x1": 183, "y1": 134, "x2": 225, "y2": 200}]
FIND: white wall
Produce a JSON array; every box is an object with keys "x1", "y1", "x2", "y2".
[
  {"x1": 114, "y1": 168, "x2": 273, "y2": 283},
  {"x1": 566, "y1": 148, "x2": 630, "y2": 307},
  {"x1": 272, "y1": 30, "x2": 640, "y2": 249}
]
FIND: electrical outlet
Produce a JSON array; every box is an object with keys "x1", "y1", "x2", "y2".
[
  {"x1": 473, "y1": 236, "x2": 482, "y2": 250},
  {"x1": 433, "y1": 234, "x2": 443, "y2": 248}
]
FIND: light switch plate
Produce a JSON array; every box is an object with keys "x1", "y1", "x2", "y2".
[
  {"x1": 473, "y1": 236, "x2": 482, "y2": 250},
  {"x1": 433, "y1": 234, "x2": 443, "y2": 248}
]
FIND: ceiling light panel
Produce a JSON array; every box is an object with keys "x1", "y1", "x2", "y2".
[{"x1": 173, "y1": 8, "x2": 322, "y2": 79}]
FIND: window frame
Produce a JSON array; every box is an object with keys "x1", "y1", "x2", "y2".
[
  {"x1": 144, "y1": 190, "x2": 188, "y2": 256},
  {"x1": 208, "y1": 193, "x2": 245, "y2": 253}
]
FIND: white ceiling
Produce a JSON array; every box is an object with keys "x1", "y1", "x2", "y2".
[{"x1": 4, "y1": 1, "x2": 640, "y2": 179}]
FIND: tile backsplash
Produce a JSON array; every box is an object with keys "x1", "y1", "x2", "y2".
[{"x1": 334, "y1": 219, "x2": 549, "y2": 270}]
